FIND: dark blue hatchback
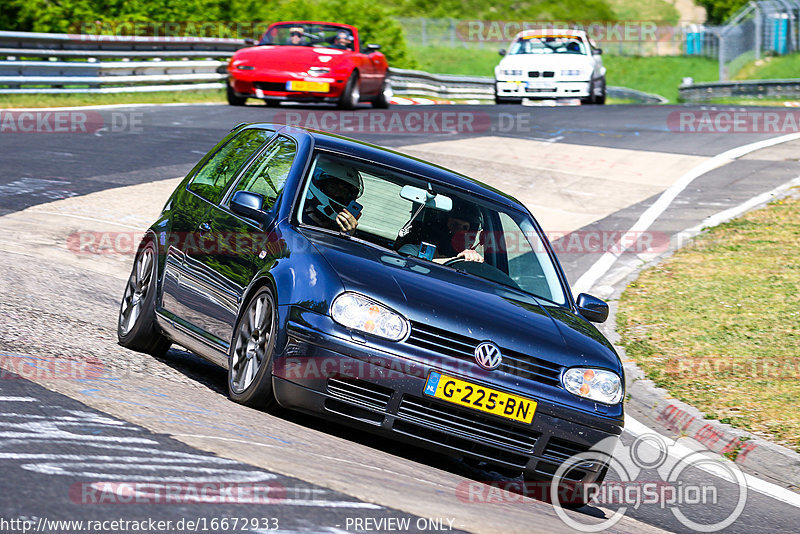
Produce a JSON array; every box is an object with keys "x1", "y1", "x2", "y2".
[{"x1": 118, "y1": 123, "x2": 624, "y2": 503}]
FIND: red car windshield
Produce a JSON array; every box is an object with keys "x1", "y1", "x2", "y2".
[{"x1": 259, "y1": 24, "x2": 355, "y2": 51}]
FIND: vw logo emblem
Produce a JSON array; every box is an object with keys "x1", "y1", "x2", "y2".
[{"x1": 474, "y1": 342, "x2": 502, "y2": 370}]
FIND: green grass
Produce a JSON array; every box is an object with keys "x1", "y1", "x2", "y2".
[
  {"x1": 408, "y1": 46, "x2": 500, "y2": 77},
  {"x1": 0, "y1": 89, "x2": 225, "y2": 109},
  {"x1": 618, "y1": 194, "x2": 800, "y2": 452},
  {"x1": 735, "y1": 53, "x2": 800, "y2": 80},
  {"x1": 606, "y1": 0, "x2": 680, "y2": 24},
  {"x1": 604, "y1": 55, "x2": 719, "y2": 102}
]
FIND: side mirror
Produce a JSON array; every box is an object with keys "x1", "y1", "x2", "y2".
[
  {"x1": 576, "y1": 293, "x2": 609, "y2": 323},
  {"x1": 365, "y1": 43, "x2": 381, "y2": 52},
  {"x1": 230, "y1": 191, "x2": 272, "y2": 227},
  {"x1": 498, "y1": 49, "x2": 506, "y2": 56},
  {"x1": 592, "y1": 47, "x2": 603, "y2": 55},
  {"x1": 244, "y1": 38, "x2": 256, "y2": 46}
]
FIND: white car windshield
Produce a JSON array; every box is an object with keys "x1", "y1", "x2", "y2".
[
  {"x1": 297, "y1": 152, "x2": 568, "y2": 306},
  {"x1": 509, "y1": 36, "x2": 586, "y2": 55}
]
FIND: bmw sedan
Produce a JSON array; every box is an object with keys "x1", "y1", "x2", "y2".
[{"x1": 118, "y1": 123, "x2": 623, "y2": 504}]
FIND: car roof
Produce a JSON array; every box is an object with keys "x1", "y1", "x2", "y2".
[
  {"x1": 515, "y1": 29, "x2": 588, "y2": 39},
  {"x1": 260, "y1": 124, "x2": 524, "y2": 211}
]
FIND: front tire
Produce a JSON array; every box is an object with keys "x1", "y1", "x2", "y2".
[
  {"x1": 372, "y1": 79, "x2": 391, "y2": 108},
  {"x1": 227, "y1": 83, "x2": 246, "y2": 106},
  {"x1": 338, "y1": 72, "x2": 360, "y2": 110},
  {"x1": 228, "y1": 286, "x2": 279, "y2": 409},
  {"x1": 118, "y1": 240, "x2": 171, "y2": 357}
]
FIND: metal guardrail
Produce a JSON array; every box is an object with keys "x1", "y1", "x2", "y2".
[
  {"x1": 0, "y1": 30, "x2": 667, "y2": 103},
  {"x1": 0, "y1": 30, "x2": 239, "y2": 94},
  {"x1": 389, "y1": 68, "x2": 669, "y2": 103},
  {"x1": 680, "y1": 79, "x2": 800, "y2": 101}
]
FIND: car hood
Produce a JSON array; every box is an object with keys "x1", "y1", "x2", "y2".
[
  {"x1": 498, "y1": 53, "x2": 593, "y2": 72},
  {"x1": 306, "y1": 231, "x2": 620, "y2": 370},
  {"x1": 231, "y1": 45, "x2": 352, "y2": 71}
]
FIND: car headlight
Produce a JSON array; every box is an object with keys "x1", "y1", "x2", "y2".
[
  {"x1": 560, "y1": 69, "x2": 585, "y2": 77},
  {"x1": 562, "y1": 368, "x2": 622, "y2": 404},
  {"x1": 502, "y1": 69, "x2": 523, "y2": 76},
  {"x1": 331, "y1": 292, "x2": 409, "y2": 341}
]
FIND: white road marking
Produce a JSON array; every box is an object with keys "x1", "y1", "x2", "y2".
[
  {"x1": 625, "y1": 416, "x2": 800, "y2": 509},
  {"x1": 0, "y1": 397, "x2": 36, "y2": 402},
  {"x1": 573, "y1": 132, "x2": 800, "y2": 294}
]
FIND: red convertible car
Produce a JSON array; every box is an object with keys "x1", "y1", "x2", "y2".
[{"x1": 227, "y1": 21, "x2": 391, "y2": 109}]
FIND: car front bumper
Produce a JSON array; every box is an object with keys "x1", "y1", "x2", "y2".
[
  {"x1": 496, "y1": 80, "x2": 591, "y2": 99},
  {"x1": 273, "y1": 307, "x2": 622, "y2": 484},
  {"x1": 229, "y1": 75, "x2": 346, "y2": 102}
]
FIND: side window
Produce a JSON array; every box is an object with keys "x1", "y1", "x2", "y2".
[
  {"x1": 229, "y1": 136, "x2": 297, "y2": 211},
  {"x1": 188, "y1": 128, "x2": 273, "y2": 203}
]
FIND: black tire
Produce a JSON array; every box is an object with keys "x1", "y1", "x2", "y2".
[
  {"x1": 118, "y1": 240, "x2": 171, "y2": 357},
  {"x1": 226, "y1": 83, "x2": 247, "y2": 106},
  {"x1": 581, "y1": 81, "x2": 594, "y2": 105},
  {"x1": 228, "y1": 286, "x2": 279, "y2": 409},
  {"x1": 372, "y1": 79, "x2": 391, "y2": 108},
  {"x1": 596, "y1": 78, "x2": 606, "y2": 105},
  {"x1": 337, "y1": 71, "x2": 360, "y2": 109}
]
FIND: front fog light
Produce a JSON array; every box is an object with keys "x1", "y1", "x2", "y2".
[
  {"x1": 563, "y1": 368, "x2": 622, "y2": 404},
  {"x1": 331, "y1": 292, "x2": 409, "y2": 341}
]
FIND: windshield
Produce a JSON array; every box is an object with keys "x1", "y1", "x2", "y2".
[
  {"x1": 509, "y1": 35, "x2": 586, "y2": 55},
  {"x1": 296, "y1": 152, "x2": 567, "y2": 306},
  {"x1": 259, "y1": 23, "x2": 355, "y2": 50}
]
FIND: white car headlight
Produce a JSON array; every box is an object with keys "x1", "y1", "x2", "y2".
[
  {"x1": 331, "y1": 292, "x2": 409, "y2": 341},
  {"x1": 562, "y1": 368, "x2": 622, "y2": 404},
  {"x1": 560, "y1": 69, "x2": 585, "y2": 77}
]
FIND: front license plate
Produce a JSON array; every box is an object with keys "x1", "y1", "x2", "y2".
[
  {"x1": 286, "y1": 80, "x2": 330, "y2": 92},
  {"x1": 423, "y1": 372, "x2": 536, "y2": 424}
]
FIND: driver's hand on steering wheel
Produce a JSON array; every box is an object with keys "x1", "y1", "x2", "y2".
[{"x1": 456, "y1": 249, "x2": 483, "y2": 263}]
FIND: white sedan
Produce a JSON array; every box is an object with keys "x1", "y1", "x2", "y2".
[{"x1": 494, "y1": 29, "x2": 606, "y2": 104}]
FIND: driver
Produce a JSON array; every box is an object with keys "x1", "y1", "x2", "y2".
[
  {"x1": 333, "y1": 31, "x2": 353, "y2": 50},
  {"x1": 286, "y1": 27, "x2": 306, "y2": 45},
  {"x1": 431, "y1": 202, "x2": 484, "y2": 263},
  {"x1": 303, "y1": 157, "x2": 362, "y2": 234}
]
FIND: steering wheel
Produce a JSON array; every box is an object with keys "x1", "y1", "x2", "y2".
[{"x1": 443, "y1": 258, "x2": 520, "y2": 289}]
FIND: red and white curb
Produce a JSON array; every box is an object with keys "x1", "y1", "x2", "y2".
[{"x1": 390, "y1": 96, "x2": 483, "y2": 105}]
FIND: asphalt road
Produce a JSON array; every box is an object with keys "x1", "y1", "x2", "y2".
[{"x1": 1, "y1": 101, "x2": 799, "y2": 533}]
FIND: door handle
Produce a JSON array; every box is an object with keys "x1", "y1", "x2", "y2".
[{"x1": 198, "y1": 222, "x2": 211, "y2": 233}]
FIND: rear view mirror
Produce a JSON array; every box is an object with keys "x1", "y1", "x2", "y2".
[
  {"x1": 400, "y1": 185, "x2": 452, "y2": 211},
  {"x1": 244, "y1": 38, "x2": 256, "y2": 46},
  {"x1": 498, "y1": 49, "x2": 506, "y2": 56},
  {"x1": 366, "y1": 43, "x2": 381, "y2": 52},
  {"x1": 592, "y1": 48, "x2": 603, "y2": 55},
  {"x1": 576, "y1": 293, "x2": 609, "y2": 323}
]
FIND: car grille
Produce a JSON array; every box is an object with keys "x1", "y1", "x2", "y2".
[
  {"x1": 327, "y1": 378, "x2": 393, "y2": 411},
  {"x1": 406, "y1": 322, "x2": 562, "y2": 387},
  {"x1": 529, "y1": 71, "x2": 555, "y2": 78},
  {"x1": 542, "y1": 437, "x2": 590, "y2": 463},
  {"x1": 397, "y1": 396, "x2": 538, "y2": 453},
  {"x1": 254, "y1": 81, "x2": 287, "y2": 92},
  {"x1": 395, "y1": 396, "x2": 537, "y2": 467}
]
